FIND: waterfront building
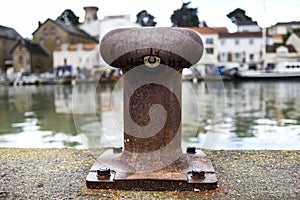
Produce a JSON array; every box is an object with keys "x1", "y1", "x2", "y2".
[
  {"x1": 286, "y1": 32, "x2": 300, "y2": 54},
  {"x1": 77, "y1": 6, "x2": 141, "y2": 72},
  {"x1": 268, "y1": 21, "x2": 300, "y2": 35},
  {"x1": 32, "y1": 18, "x2": 97, "y2": 68},
  {"x1": 267, "y1": 22, "x2": 300, "y2": 45},
  {"x1": 79, "y1": 6, "x2": 141, "y2": 42},
  {"x1": 11, "y1": 39, "x2": 51, "y2": 73},
  {"x1": 53, "y1": 43, "x2": 99, "y2": 76},
  {"x1": 188, "y1": 27, "x2": 228, "y2": 64},
  {"x1": 217, "y1": 31, "x2": 272, "y2": 70},
  {"x1": 0, "y1": 25, "x2": 22, "y2": 73},
  {"x1": 265, "y1": 44, "x2": 298, "y2": 68}
]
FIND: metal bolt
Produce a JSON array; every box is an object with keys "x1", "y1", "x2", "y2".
[
  {"x1": 113, "y1": 147, "x2": 123, "y2": 153},
  {"x1": 186, "y1": 147, "x2": 196, "y2": 154},
  {"x1": 143, "y1": 55, "x2": 160, "y2": 68},
  {"x1": 148, "y1": 56, "x2": 157, "y2": 64},
  {"x1": 96, "y1": 167, "x2": 111, "y2": 179},
  {"x1": 191, "y1": 169, "x2": 205, "y2": 179}
]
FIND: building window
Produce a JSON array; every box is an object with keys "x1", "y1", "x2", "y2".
[
  {"x1": 18, "y1": 56, "x2": 23, "y2": 64},
  {"x1": 51, "y1": 27, "x2": 56, "y2": 35},
  {"x1": 61, "y1": 44, "x2": 68, "y2": 51},
  {"x1": 206, "y1": 38, "x2": 214, "y2": 44},
  {"x1": 249, "y1": 39, "x2": 254, "y2": 45},
  {"x1": 55, "y1": 37, "x2": 61, "y2": 46},
  {"x1": 242, "y1": 52, "x2": 246, "y2": 62},
  {"x1": 43, "y1": 27, "x2": 48, "y2": 35},
  {"x1": 221, "y1": 40, "x2": 225, "y2": 45},
  {"x1": 227, "y1": 52, "x2": 232, "y2": 61},
  {"x1": 39, "y1": 38, "x2": 45, "y2": 46},
  {"x1": 234, "y1": 52, "x2": 240, "y2": 60},
  {"x1": 218, "y1": 53, "x2": 226, "y2": 62},
  {"x1": 77, "y1": 43, "x2": 83, "y2": 51},
  {"x1": 249, "y1": 54, "x2": 254, "y2": 61},
  {"x1": 235, "y1": 39, "x2": 240, "y2": 45},
  {"x1": 220, "y1": 53, "x2": 226, "y2": 61},
  {"x1": 267, "y1": 63, "x2": 275, "y2": 70},
  {"x1": 206, "y1": 48, "x2": 214, "y2": 54}
]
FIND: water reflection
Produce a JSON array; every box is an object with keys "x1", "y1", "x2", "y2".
[
  {"x1": 0, "y1": 85, "x2": 79, "y2": 147},
  {"x1": 72, "y1": 83, "x2": 123, "y2": 148},
  {"x1": 193, "y1": 80, "x2": 300, "y2": 149},
  {"x1": 0, "y1": 80, "x2": 299, "y2": 149}
]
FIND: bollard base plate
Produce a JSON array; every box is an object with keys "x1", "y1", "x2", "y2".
[{"x1": 86, "y1": 148, "x2": 218, "y2": 191}]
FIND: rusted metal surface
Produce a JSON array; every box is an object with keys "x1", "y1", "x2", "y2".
[
  {"x1": 123, "y1": 72, "x2": 182, "y2": 153},
  {"x1": 86, "y1": 148, "x2": 217, "y2": 191},
  {"x1": 87, "y1": 27, "x2": 217, "y2": 191},
  {"x1": 100, "y1": 27, "x2": 203, "y2": 70}
]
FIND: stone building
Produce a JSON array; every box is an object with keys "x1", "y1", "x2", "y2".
[
  {"x1": 0, "y1": 25, "x2": 22, "y2": 72},
  {"x1": 32, "y1": 18, "x2": 98, "y2": 67},
  {"x1": 11, "y1": 39, "x2": 51, "y2": 73}
]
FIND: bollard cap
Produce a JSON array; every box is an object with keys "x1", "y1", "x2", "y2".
[{"x1": 100, "y1": 27, "x2": 203, "y2": 70}]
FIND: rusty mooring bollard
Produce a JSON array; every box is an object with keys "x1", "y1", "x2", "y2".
[{"x1": 86, "y1": 27, "x2": 217, "y2": 191}]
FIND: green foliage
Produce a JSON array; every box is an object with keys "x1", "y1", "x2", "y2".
[
  {"x1": 136, "y1": 10, "x2": 157, "y2": 26},
  {"x1": 63, "y1": 141, "x2": 81, "y2": 147},
  {"x1": 170, "y1": 2, "x2": 200, "y2": 27},
  {"x1": 282, "y1": 32, "x2": 291, "y2": 44},
  {"x1": 282, "y1": 28, "x2": 300, "y2": 44},
  {"x1": 292, "y1": 28, "x2": 300, "y2": 33}
]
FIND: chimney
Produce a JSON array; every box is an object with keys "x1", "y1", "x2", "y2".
[{"x1": 83, "y1": 6, "x2": 99, "y2": 25}]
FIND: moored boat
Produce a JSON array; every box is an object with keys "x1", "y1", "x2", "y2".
[
  {"x1": 182, "y1": 66, "x2": 202, "y2": 82},
  {"x1": 234, "y1": 62, "x2": 300, "y2": 80}
]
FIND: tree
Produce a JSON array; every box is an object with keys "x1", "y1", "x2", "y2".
[
  {"x1": 136, "y1": 10, "x2": 157, "y2": 26},
  {"x1": 57, "y1": 9, "x2": 80, "y2": 26},
  {"x1": 283, "y1": 28, "x2": 300, "y2": 44},
  {"x1": 170, "y1": 2, "x2": 200, "y2": 27},
  {"x1": 227, "y1": 8, "x2": 256, "y2": 26}
]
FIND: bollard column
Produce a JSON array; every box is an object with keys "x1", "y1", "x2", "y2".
[
  {"x1": 86, "y1": 27, "x2": 218, "y2": 191},
  {"x1": 123, "y1": 67, "x2": 182, "y2": 154}
]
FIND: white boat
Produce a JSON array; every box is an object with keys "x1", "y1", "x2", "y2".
[
  {"x1": 182, "y1": 66, "x2": 202, "y2": 82},
  {"x1": 235, "y1": 62, "x2": 300, "y2": 79}
]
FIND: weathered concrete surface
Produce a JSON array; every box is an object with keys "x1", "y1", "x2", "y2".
[{"x1": 0, "y1": 148, "x2": 299, "y2": 199}]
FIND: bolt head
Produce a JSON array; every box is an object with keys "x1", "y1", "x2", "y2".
[
  {"x1": 187, "y1": 147, "x2": 196, "y2": 154},
  {"x1": 96, "y1": 167, "x2": 111, "y2": 178},
  {"x1": 191, "y1": 169, "x2": 205, "y2": 179}
]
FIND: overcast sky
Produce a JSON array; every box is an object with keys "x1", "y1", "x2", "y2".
[{"x1": 1, "y1": 0, "x2": 299, "y2": 38}]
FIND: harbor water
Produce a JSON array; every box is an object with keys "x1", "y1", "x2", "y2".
[{"x1": 0, "y1": 80, "x2": 299, "y2": 150}]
